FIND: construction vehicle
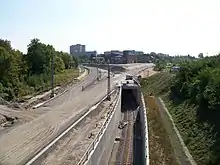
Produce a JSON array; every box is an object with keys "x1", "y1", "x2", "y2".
[{"x1": 125, "y1": 74, "x2": 133, "y2": 80}]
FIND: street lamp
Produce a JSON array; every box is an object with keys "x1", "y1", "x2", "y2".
[
  {"x1": 107, "y1": 60, "x2": 111, "y2": 101},
  {"x1": 97, "y1": 58, "x2": 100, "y2": 81},
  {"x1": 50, "y1": 53, "x2": 55, "y2": 98}
]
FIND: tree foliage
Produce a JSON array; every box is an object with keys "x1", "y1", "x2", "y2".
[
  {"x1": 0, "y1": 38, "x2": 78, "y2": 101},
  {"x1": 171, "y1": 55, "x2": 220, "y2": 110},
  {"x1": 170, "y1": 54, "x2": 220, "y2": 164},
  {"x1": 141, "y1": 63, "x2": 220, "y2": 164}
]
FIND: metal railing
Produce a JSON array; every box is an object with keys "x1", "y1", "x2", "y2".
[{"x1": 77, "y1": 87, "x2": 121, "y2": 165}]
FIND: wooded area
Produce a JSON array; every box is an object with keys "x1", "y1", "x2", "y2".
[{"x1": 0, "y1": 38, "x2": 78, "y2": 101}]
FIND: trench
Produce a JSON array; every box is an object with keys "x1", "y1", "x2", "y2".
[{"x1": 114, "y1": 88, "x2": 144, "y2": 165}]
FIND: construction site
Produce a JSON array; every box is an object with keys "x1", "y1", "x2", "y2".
[{"x1": 0, "y1": 64, "x2": 152, "y2": 165}]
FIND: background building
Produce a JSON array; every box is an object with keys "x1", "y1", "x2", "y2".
[
  {"x1": 135, "y1": 51, "x2": 144, "y2": 55},
  {"x1": 70, "y1": 44, "x2": 86, "y2": 56},
  {"x1": 104, "y1": 50, "x2": 125, "y2": 64},
  {"x1": 84, "y1": 51, "x2": 97, "y2": 57},
  {"x1": 123, "y1": 50, "x2": 137, "y2": 63}
]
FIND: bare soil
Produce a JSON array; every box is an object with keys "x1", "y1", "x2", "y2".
[
  {"x1": 40, "y1": 91, "x2": 119, "y2": 165},
  {"x1": 0, "y1": 70, "x2": 88, "y2": 134}
]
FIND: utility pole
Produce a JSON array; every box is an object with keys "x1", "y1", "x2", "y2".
[
  {"x1": 97, "y1": 58, "x2": 99, "y2": 81},
  {"x1": 97, "y1": 67, "x2": 99, "y2": 81},
  {"x1": 107, "y1": 60, "x2": 111, "y2": 101},
  {"x1": 50, "y1": 53, "x2": 55, "y2": 98}
]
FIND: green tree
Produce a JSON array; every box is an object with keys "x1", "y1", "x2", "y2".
[
  {"x1": 54, "y1": 56, "x2": 65, "y2": 72},
  {"x1": 0, "y1": 46, "x2": 11, "y2": 82},
  {"x1": 198, "y1": 53, "x2": 204, "y2": 58},
  {"x1": 0, "y1": 39, "x2": 12, "y2": 52},
  {"x1": 26, "y1": 38, "x2": 56, "y2": 74},
  {"x1": 58, "y1": 51, "x2": 73, "y2": 69}
]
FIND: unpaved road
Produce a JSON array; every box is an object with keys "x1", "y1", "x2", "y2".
[
  {"x1": 41, "y1": 91, "x2": 119, "y2": 165},
  {"x1": 0, "y1": 63, "x2": 154, "y2": 165},
  {"x1": 40, "y1": 67, "x2": 98, "y2": 109}
]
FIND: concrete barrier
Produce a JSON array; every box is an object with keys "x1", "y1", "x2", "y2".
[
  {"x1": 139, "y1": 94, "x2": 149, "y2": 165},
  {"x1": 77, "y1": 68, "x2": 88, "y2": 80}
]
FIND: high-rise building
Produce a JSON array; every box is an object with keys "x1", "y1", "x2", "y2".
[{"x1": 70, "y1": 44, "x2": 86, "y2": 56}]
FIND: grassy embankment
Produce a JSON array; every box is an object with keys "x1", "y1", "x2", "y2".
[
  {"x1": 19, "y1": 69, "x2": 79, "y2": 100},
  {"x1": 141, "y1": 72, "x2": 220, "y2": 165},
  {"x1": 141, "y1": 72, "x2": 179, "y2": 165}
]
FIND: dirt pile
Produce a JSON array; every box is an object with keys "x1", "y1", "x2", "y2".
[{"x1": 0, "y1": 114, "x2": 18, "y2": 128}]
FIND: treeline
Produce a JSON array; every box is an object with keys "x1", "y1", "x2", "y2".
[
  {"x1": 170, "y1": 54, "x2": 220, "y2": 164},
  {"x1": 171, "y1": 55, "x2": 220, "y2": 112},
  {"x1": 154, "y1": 54, "x2": 196, "y2": 71},
  {"x1": 138, "y1": 52, "x2": 196, "y2": 65},
  {"x1": 0, "y1": 38, "x2": 78, "y2": 101}
]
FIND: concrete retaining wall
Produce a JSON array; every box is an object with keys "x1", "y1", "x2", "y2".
[
  {"x1": 84, "y1": 87, "x2": 122, "y2": 165},
  {"x1": 84, "y1": 64, "x2": 126, "y2": 73},
  {"x1": 139, "y1": 93, "x2": 149, "y2": 165}
]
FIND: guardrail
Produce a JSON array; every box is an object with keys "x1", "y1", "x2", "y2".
[{"x1": 77, "y1": 87, "x2": 121, "y2": 165}]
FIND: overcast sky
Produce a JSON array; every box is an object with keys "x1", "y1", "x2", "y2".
[{"x1": 1, "y1": 0, "x2": 220, "y2": 56}]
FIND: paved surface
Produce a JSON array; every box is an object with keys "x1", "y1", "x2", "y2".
[
  {"x1": 42, "y1": 67, "x2": 97, "y2": 108},
  {"x1": 0, "y1": 63, "x2": 153, "y2": 165}
]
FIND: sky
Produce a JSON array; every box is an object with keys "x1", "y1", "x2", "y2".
[{"x1": 0, "y1": 0, "x2": 220, "y2": 56}]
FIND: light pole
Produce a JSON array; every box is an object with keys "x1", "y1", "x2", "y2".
[
  {"x1": 50, "y1": 53, "x2": 55, "y2": 98},
  {"x1": 107, "y1": 60, "x2": 111, "y2": 101},
  {"x1": 97, "y1": 58, "x2": 99, "y2": 81}
]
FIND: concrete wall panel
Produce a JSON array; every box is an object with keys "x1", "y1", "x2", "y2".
[
  {"x1": 139, "y1": 93, "x2": 149, "y2": 165},
  {"x1": 86, "y1": 87, "x2": 122, "y2": 165}
]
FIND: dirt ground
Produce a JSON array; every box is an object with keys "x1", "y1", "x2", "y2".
[
  {"x1": 0, "y1": 69, "x2": 89, "y2": 135},
  {"x1": 40, "y1": 90, "x2": 119, "y2": 165},
  {"x1": 139, "y1": 68, "x2": 157, "y2": 78}
]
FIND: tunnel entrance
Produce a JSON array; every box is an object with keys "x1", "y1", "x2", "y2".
[
  {"x1": 113, "y1": 87, "x2": 144, "y2": 165},
  {"x1": 121, "y1": 89, "x2": 138, "y2": 112}
]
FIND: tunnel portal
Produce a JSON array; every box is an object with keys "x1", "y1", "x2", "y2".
[{"x1": 114, "y1": 81, "x2": 144, "y2": 165}]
